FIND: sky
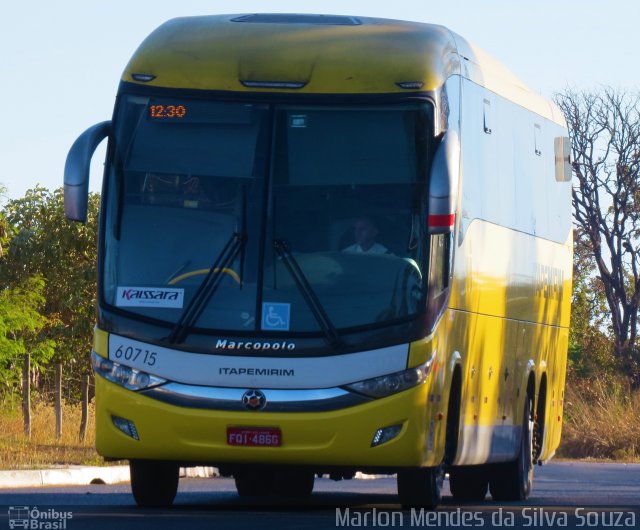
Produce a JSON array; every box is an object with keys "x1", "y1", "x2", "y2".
[{"x1": 1, "y1": 0, "x2": 638, "y2": 201}]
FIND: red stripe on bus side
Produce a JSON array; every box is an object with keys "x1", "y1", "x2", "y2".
[{"x1": 428, "y1": 214, "x2": 455, "y2": 227}]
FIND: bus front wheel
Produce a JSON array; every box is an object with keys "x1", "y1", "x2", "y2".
[
  {"x1": 397, "y1": 466, "x2": 443, "y2": 509},
  {"x1": 129, "y1": 460, "x2": 179, "y2": 507}
]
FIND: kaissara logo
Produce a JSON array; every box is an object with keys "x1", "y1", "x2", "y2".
[
  {"x1": 121, "y1": 289, "x2": 179, "y2": 301},
  {"x1": 115, "y1": 287, "x2": 184, "y2": 309}
]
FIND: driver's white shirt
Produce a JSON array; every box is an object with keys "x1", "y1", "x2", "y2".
[{"x1": 342, "y1": 242, "x2": 390, "y2": 254}]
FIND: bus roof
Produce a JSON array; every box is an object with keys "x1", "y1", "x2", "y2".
[{"x1": 122, "y1": 14, "x2": 564, "y2": 124}]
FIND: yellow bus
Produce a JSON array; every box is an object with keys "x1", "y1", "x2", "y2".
[{"x1": 64, "y1": 14, "x2": 572, "y2": 507}]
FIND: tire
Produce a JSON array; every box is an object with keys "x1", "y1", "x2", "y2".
[
  {"x1": 129, "y1": 460, "x2": 179, "y2": 507},
  {"x1": 397, "y1": 466, "x2": 444, "y2": 509},
  {"x1": 449, "y1": 466, "x2": 489, "y2": 501},
  {"x1": 489, "y1": 397, "x2": 534, "y2": 501}
]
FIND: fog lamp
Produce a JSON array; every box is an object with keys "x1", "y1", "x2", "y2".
[
  {"x1": 112, "y1": 415, "x2": 140, "y2": 441},
  {"x1": 371, "y1": 424, "x2": 403, "y2": 447}
]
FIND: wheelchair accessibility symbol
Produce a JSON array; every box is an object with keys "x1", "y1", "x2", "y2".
[{"x1": 261, "y1": 302, "x2": 291, "y2": 331}]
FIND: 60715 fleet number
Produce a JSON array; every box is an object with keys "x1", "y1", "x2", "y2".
[{"x1": 112, "y1": 345, "x2": 157, "y2": 367}]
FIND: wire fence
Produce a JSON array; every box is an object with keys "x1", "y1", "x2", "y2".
[
  {"x1": 36, "y1": 370, "x2": 95, "y2": 404},
  {"x1": 12, "y1": 354, "x2": 94, "y2": 441}
]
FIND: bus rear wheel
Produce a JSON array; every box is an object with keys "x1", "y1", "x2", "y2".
[
  {"x1": 397, "y1": 466, "x2": 443, "y2": 509},
  {"x1": 489, "y1": 398, "x2": 534, "y2": 501},
  {"x1": 129, "y1": 460, "x2": 179, "y2": 507},
  {"x1": 449, "y1": 466, "x2": 489, "y2": 501}
]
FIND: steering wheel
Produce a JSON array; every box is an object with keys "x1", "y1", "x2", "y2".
[{"x1": 167, "y1": 267, "x2": 241, "y2": 285}]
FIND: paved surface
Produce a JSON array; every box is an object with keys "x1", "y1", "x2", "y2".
[{"x1": 0, "y1": 462, "x2": 638, "y2": 529}]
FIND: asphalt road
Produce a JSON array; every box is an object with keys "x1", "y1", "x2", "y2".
[{"x1": 1, "y1": 462, "x2": 638, "y2": 529}]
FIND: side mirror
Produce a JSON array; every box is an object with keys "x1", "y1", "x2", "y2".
[
  {"x1": 554, "y1": 136, "x2": 572, "y2": 182},
  {"x1": 428, "y1": 130, "x2": 460, "y2": 234},
  {"x1": 64, "y1": 121, "x2": 111, "y2": 222}
]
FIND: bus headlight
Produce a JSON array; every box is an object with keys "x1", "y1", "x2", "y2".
[
  {"x1": 91, "y1": 351, "x2": 166, "y2": 391},
  {"x1": 344, "y1": 359, "x2": 433, "y2": 399}
]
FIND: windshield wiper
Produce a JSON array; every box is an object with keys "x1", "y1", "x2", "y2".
[
  {"x1": 167, "y1": 232, "x2": 247, "y2": 344},
  {"x1": 273, "y1": 239, "x2": 344, "y2": 351}
]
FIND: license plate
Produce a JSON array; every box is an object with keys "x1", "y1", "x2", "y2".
[{"x1": 227, "y1": 427, "x2": 282, "y2": 447}]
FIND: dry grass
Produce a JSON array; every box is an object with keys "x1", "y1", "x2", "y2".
[
  {"x1": 0, "y1": 400, "x2": 103, "y2": 469},
  {"x1": 558, "y1": 378, "x2": 640, "y2": 461}
]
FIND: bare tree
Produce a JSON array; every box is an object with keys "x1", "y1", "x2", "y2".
[{"x1": 555, "y1": 88, "x2": 640, "y2": 385}]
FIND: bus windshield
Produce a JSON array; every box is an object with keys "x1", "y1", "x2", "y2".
[{"x1": 102, "y1": 94, "x2": 433, "y2": 338}]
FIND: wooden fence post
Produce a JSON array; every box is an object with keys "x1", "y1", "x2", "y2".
[
  {"x1": 22, "y1": 353, "x2": 31, "y2": 438},
  {"x1": 79, "y1": 375, "x2": 89, "y2": 442},
  {"x1": 55, "y1": 364, "x2": 63, "y2": 440}
]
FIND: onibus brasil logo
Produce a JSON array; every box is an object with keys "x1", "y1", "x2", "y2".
[{"x1": 8, "y1": 507, "x2": 72, "y2": 529}]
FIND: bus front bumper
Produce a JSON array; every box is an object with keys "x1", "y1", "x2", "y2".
[{"x1": 94, "y1": 375, "x2": 446, "y2": 469}]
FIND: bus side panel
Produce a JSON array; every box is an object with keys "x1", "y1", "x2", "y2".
[
  {"x1": 447, "y1": 79, "x2": 571, "y2": 465},
  {"x1": 537, "y1": 324, "x2": 569, "y2": 462},
  {"x1": 452, "y1": 79, "x2": 572, "y2": 324},
  {"x1": 444, "y1": 307, "x2": 519, "y2": 465}
]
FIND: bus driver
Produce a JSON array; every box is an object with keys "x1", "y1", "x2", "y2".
[{"x1": 342, "y1": 216, "x2": 391, "y2": 255}]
